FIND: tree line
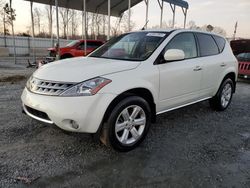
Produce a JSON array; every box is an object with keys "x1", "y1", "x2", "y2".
[
  {"x1": 0, "y1": 0, "x2": 227, "y2": 40},
  {"x1": 0, "y1": 0, "x2": 135, "y2": 40}
]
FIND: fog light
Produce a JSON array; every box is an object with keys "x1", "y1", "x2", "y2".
[
  {"x1": 70, "y1": 120, "x2": 79, "y2": 129},
  {"x1": 244, "y1": 75, "x2": 248, "y2": 79}
]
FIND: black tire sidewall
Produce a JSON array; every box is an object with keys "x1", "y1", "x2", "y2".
[
  {"x1": 217, "y1": 78, "x2": 234, "y2": 110},
  {"x1": 107, "y1": 96, "x2": 151, "y2": 152}
]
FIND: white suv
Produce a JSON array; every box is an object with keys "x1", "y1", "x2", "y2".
[{"x1": 22, "y1": 29, "x2": 238, "y2": 151}]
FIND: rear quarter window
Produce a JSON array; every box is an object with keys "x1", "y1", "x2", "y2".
[
  {"x1": 213, "y1": 35, "x2": 226, "y2": 52},
  {"x1": 196, "y1": 33, "x2": 219, "y2": 56}
]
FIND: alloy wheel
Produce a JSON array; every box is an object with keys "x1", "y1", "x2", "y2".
[{"x1": 115, "y1": 105, "x2": 146, "y2": 145}]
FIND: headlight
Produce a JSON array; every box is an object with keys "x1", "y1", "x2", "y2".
[
  {"x1": 60, "y1": 77, "x2": 112, "y2": 96},
  {"x1": 26, "y1": 76, "x2": 33, "y2": 90}
]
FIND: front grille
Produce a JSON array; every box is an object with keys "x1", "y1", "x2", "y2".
[
  {"x1": 239, "y1": 62, "x2": 250, "y2": 71},
  {"x1": 29, "y1": 77, "x2": 74, "y2": 96},
  {"x1": 25, "y1": 105, "x2": 51, "y2": 121}
]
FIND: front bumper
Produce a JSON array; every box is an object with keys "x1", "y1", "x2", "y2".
[
  {"x1": 238, "y1": 62, "x2": 250, "y2": 79},
  {"x1": 21, "y1": 88, "x2": 116, "y2": 133},
  {"x1": 238, "y1": 74, "x2": 250, "y2": 79}
]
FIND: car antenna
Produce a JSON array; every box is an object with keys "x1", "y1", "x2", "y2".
[{"x1": 141, "y1": 20, "x2": 149, "y2": 30}]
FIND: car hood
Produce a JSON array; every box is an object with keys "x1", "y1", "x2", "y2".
[
  {"x1": 47, "y1": 47, "x2": 71, "y2": 51},
  {"x1": 33, "y1": 57, "x2": 141, "y2": 82}
]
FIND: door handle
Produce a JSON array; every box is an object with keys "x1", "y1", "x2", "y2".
[
  {"x1": 193, "y1": 66, "x2": 202, "y2": 71},
  {"x1": 220, "y1": 63, "x2": 226, "y2": 67}
]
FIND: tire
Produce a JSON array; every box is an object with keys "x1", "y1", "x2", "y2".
[
  {"x1": 100, "y1": 96, "x2": 151, "y2": 152},
  {"x1": 209, "y1": 78, "x2": 234, "y2": 111}
]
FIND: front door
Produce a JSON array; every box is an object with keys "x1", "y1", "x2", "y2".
[
  {"x1": 75, "y1": 42, "x2": 91, "y2": 57},
  {"x1": 157, "y1": 32, "x2": 202, "y2": 112}
]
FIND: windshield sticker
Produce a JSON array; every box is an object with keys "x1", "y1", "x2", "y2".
[{"x1": 146, "y1": 33, "x2": 166, "y2": 37}]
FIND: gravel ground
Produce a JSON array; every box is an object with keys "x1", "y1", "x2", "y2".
[{"x1": 0, "y1": 61, "x2": 250, "y2": 187}]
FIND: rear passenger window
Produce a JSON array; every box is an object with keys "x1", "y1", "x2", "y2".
[
  {"x1": 213, "y1": 35, "x2": 226, "y2": 52},
  {"x1": 87, "y1": 42, "x2": 103, "y2": 49},
  {"x1": 165, "y1": 33, "x2": 197, "y2": 59},
  {"x1": 79, "y1": 42, "x2": 103, "y2": 50},
  {"x1": 196, "y1": 33, "x2": 219, "y2": 56}
]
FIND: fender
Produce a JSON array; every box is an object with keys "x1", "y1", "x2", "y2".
[{"x1": 213, "y1": 66, "x2": 237, "y2": 96}]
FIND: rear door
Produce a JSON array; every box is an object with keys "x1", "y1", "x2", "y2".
[
  {"x1": 157, "y1": 32, "x2": 202, "y2": 111},
  {"x1": 195, "y1": 33, "x2": 223, "y2": 96}
]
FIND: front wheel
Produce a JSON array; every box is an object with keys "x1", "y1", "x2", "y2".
[
  {"x1": 209, "y1": 78, "x2": 234, "y2": 111},
  {"x1": 100, "y1": 96, "x2": 151, "y2": 152}
]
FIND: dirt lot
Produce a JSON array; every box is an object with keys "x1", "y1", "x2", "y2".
[{"x1": 0, "y1": 60, "x2": 250, "y2": 187}]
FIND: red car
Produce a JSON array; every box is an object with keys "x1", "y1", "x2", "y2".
[
  {"x1": 48, "y1": 40, "x2": 104, "y2": 59},
  {"x1": 237, "y1": 53, "x2": 250, "y2": 79},
  {"x1": 230, "y1": 39, "x2": 250, "y2": 79}
]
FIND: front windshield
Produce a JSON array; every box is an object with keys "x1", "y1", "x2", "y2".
[
  {"x1": 66, "y1": 40, "x2": 79, "y2": 47},
  {"x1": 90, "y1": 32, "x2": 169, "y2": 61},
  {"x1": 237, "y1": 53, "x2": 250, "y2": 62}
]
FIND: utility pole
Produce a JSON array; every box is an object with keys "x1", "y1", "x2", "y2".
[{"x1": 233, "y1": 21, "x2": 238, "y2": 40}]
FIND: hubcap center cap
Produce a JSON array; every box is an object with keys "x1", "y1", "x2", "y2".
[{"x1": 127, "y1": 121, "x2": 133, "y2": 128}]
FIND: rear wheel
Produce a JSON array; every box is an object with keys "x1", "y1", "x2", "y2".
[
  {"x1": 100, "y1": 96, "x2": 151, "y2": 152},
  {"x1": 209, "y1": 78, "x2": 234, "y2": 111}
]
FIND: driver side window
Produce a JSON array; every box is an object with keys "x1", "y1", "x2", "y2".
[{"x1": 165, "y1": 33, "x2": 197, "y2": 59}]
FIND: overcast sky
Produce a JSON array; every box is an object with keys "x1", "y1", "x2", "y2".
[{"x1": 12, "y1": 0, "x2": 250, "y2": 38}]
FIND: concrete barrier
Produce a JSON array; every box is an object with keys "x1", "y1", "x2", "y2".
[{"x1": 0, "y1": 47, "x2": 9, "y2": 57}]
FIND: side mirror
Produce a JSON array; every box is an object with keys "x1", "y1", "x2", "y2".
[{"x1": 164, "y1": 49, "x2": 185, "y2": 62}]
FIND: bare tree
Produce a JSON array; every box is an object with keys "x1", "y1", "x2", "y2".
[
  {"x1": 102, "y1": 15, "x2": 107, "y2": 36},
  {"x1": 206, "y1": 24, "x2": 214, "y2": 32},
  {"x1": 200, "y1": 24, "x2": 227, "y2": 36},
  {"x1": 120, "y1": 11, "x2": 135, "y2": 33},
  {"x1": 95, "y1": 13, "x2": 102, "y2": 37},
  {"x1": 212, "y1": 26, "x2": 227, "y2": 37},
  {"x1": 0, "y1": 0, "x2": 5, "y2": 33},
  {"x1": 111, "y1": 10, "x2": 135, "y2": 36},
  {"x1": 187, "y1": 20, "x2": 200, "y2": 30},
  {"x1": 111, "y1": 17, "x2": 121, "y2": 36},
  {"x1": 33, "y1": 7, "x2": 42, "y2": 35},
  {"x1": 88, "y1": 12, "x2": 102, "y2": 39},
  {"x1": 3, "y1": 3, "x2": 16, "y2": 34},
  {"x1": 0, "y1": 0, "x2": 12, "y2": 35},
  {"x1": 44, "y1": 5, "x2": 53, "y2": 37},
  {"x1": 83, "y1": 11, "x2": 91, "y2": 38},
  {"x1": 90, "y1": 12, "x2": 95, "y2": 37},
  {"x1": 150, "y1": 20, "x2": 173, "y2": 29},
  {"x1": 59, "y1": 7, "x2": 72, "y2": 39},
  {"x1": 70, "y1": 10, "x2": 80, "y2": 38},
  {"x1": 4, "y1": 2, "x2": 16, "y2": 63}
]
